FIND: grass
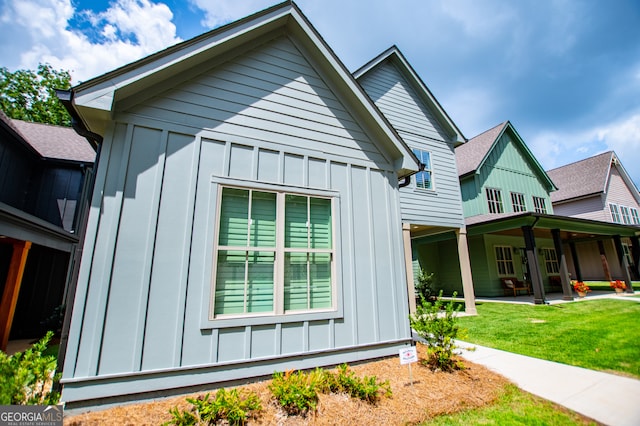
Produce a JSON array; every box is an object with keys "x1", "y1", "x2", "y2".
[
  {"x1": 422, "y1": 384, "x2": 597, "y2": 425},
  {"x1": 458, "y1": 299, "x2": 640, "y2": 377}
]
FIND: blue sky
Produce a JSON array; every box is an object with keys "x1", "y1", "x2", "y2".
[{"x1": 1, "y1": 0, "x2": 639, "y2": 188}]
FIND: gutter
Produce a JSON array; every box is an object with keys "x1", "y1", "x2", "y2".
[{"x1": 55, "y1": 89, "x2": 103, "y2": 150}]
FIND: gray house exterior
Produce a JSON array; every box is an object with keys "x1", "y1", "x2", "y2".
[
  {"x1": 59, "y1": 2, "x2": 419, "y2": 406},
  {"x1": 355, "y1": 47, "x2": 476, "y2": 314}
]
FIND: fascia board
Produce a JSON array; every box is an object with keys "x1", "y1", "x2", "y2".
[{"x1": 505, "y1": 123, "x2": 558, "y2": 191}]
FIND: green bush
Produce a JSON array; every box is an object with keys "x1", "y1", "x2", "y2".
[
  {"x1": 269, "y1": 370, "x2": 320, "y2": 416},
  {"x1": 415, "y1": 269, "x2": 436, "y2": 301},
  {"x1": 410, "y1": 291, "x2": 465, "y2": 372},
  {"x1": 0, "y1": 331, "x2": 60, "y2": 405},
  {"x1": 165, "y1": 388, "x2": 261, "y2": 425},
  {"x1": 323, "y1": 364, "x2": 391, "y2": 404}
]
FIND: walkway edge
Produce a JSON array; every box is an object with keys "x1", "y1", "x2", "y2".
[{"x1": 456, "y1": 340, "x2": 640, "y2": 426}]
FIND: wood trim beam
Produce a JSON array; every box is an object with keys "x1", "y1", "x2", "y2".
[{"x1": 0, "y1": 240, "x2": 32, "y2": 351}]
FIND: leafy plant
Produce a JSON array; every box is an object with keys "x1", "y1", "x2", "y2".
[
  {"x1": 165, "y1": 388, "x2": 261, "y2": 425},
  {"x1": 610, "y1": 280, "x2": 626, "y2": 290},
  {"x1": 415, "y1": 269, "x2": 436, "y2": 301},
  {"x1": 410, "y1": 291, "x2": 465, "y2": 372},
  {"x1": 269, "y1": 370, "x2": 320, "y2": 416},
  {"x1": 0, "y1": 331, "x2": 60, "y2": 405},
  {"x1": 323, "y1": 364, "x2": 391, "y2": 403},
  {"x1": 572, "y1": 281, "x2": 591, "y2": 293}
]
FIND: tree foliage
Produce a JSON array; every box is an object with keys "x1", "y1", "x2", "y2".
[{"x1": 0, "y1": 63, "x2": 72, "y2": 126}]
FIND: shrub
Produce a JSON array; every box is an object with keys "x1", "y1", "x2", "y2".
[
  {"x1": 0, "y1": 331, "x2": 60, "y2": 405},
  {"x1": 415, "y1": 269, "x2": 436, "y2": 301},
  {"x1": 165, "y1": 388, "x2": 261, "y2": 425},
  {"x1": 409, "y1": 291, "x2": 465, "y2": 372},
  {"x1": 323, "y1": 364, "x2": 391, "y2": 404},
  {"x1": 269, "y1": 370, "x2": 320, "y2": 416}
]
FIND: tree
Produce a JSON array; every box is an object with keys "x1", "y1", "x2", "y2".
[{"x1": 0, "y1": 63, "x2": 72, "y2": 126}]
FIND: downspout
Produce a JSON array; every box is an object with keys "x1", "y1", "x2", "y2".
[
  {"x1": 399, "y1": 161, "x2": 425, "y2": 188},
  {"x1": 54, "y1": 89, "x2": 103, "y2": 387}
]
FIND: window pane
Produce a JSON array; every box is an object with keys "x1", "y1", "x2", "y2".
[
  {"x1": 247, "y1": 251, "x2": 274, "y2": 312},
  {"x1": 214, "y1": 250, "x2": 246, "y2": 315},
  {"x1": 310, "y1": 253, "x2": 332, "y2": 308},
  {"x1": 310, "y1": 198, "x2": 332, "y2": 249},
  {"x1": 219, "y1": 188, "x2": 249, "y2": 246},
  {"x1": 285, "y1": 195, "x2": 308, "y2": 248},
  {"x1": 250, "y1": 191, "x2": 276, "y2": 247},
  {"x1": 284, "y1": 252, "x2": 308, "y2": 311}
]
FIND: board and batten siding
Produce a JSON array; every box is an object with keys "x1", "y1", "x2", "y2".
[
  {"x1": 358, "y1": 61, "x2": 464, "y2": 228},
  {"x1": 464, "y1": 132, "x2": 552, "y2": 217},
  {"x1": 61, "y1": 35, "x2": 410, "y2": 404}
]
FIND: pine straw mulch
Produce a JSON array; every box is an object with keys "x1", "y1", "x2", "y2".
[{"x1": 65, "y1": 343, "x2": 509, "y2": 425}]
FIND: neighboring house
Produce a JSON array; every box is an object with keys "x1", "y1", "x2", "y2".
[
  {"x1": 455, "y1": 121, "x2": 639, "y2": 302},
  {"x1": 58, "y1": 2, "x2": 419, "y2": 407},
  {"x1": 354, "y1": 47, "x2": 476, "y2": 314},
  {"x1": 547, "y1": 151, "x2": 640, "y2": 281},
  {"x1": 0, "y1": 111, "x2": 95, "y2": 351}
]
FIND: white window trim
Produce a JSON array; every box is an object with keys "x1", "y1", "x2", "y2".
[
  {"x1": 412, "y1": 148, "x2": 435, "y2": 192},
  {"x1": 540, "y1": 248, "x2": 560, "y2": 275},
  {"x1": 620, "y1": 206, "x2": 631, "y2": 224},
  {"x1": 510, "y1": 192, "x2": 526, "y2": 212},
  {"x1": 200, "y1": 176, "x2": 343, "y2": 329},
  {"x1": 609, "y1": 203, "x2": 621, "y2": 223},
  {"x1": 487, "y1": 188, "x2": 504, "y2": 214},
  {"x1": 533, "y1": 196, "x2": 547, "y2": 214},
  {"x1": 631, "y1": 208, "x2": 640, "y2": 224},
  {"x1": 494, "y1": 245, "x2": 515, "y2": 276}
]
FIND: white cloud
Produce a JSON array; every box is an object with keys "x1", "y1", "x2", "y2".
[
  {"x1": 528, "y1": 112, "x2": 640, "y2": 187},
  {"x1": 188, "y1": 0, "x2": 274, "y2": 28},
  {"x1": 0, "y1": 0, "x2": 181, "y2": 83}
]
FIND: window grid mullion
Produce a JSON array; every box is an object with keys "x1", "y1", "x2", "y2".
[
  {"x1": 275, "y1": 192, "x2": 285, "y2": 315},
  {"x1": 306, "y1": 197, "x2": 311, "y2": 310}
]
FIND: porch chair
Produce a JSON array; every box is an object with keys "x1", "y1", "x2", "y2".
[{"x1": 500, "y1": 277, "x2": 531, "y2": 297}]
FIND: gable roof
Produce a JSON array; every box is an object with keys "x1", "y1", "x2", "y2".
[
  {"x1": 0, "y1": 111, "x2": 95, "y2": 163},
  {"x1": 455, "y1": 120, "x2": 557, "y2": 191},
  {"x1": 548, "y1": 151, "x2": 640, "y2": 204},
  {"x1": 353, "y1": 46, "x2": 466, "y2": 145},
  {"x1": 63, "y1": 1, "x2": 419, "y2": 178}
]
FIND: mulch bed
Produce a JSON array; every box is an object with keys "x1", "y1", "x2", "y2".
[{"x1": 65, "y1": 343, "x2": 509, "y2": 425}]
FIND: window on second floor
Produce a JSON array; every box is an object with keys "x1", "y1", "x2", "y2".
[
  {"x1": 412, "y1": 149, "x2": 433, "y2": 190},
  {"x1": 541, "y1": 248, "x2": 560, "y2": 274},
  {"x1": 495, "y1": 246, "x2": 515, "y2": 275},
  {"x1": 533, "y1": 196, "x2": 547, "y2": 214},
  {"x1": 486, "y1": 188, "x2": 503, "y2": 213},
  {"x1": 609, "y1": 203, "x2": 621, "y2": 223},
  {"x1": 510, "y1": 192, "x2": 526, "y2": 212},
  {"x1": 631, "y1": 208, "x2": 640, "y2": 224},
  {"x1": 620, "y1": 206, "x2": 631, "y2": 224}
]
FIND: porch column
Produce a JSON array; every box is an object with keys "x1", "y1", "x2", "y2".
[
  {"x1": 569, "y1": 242, "x2": 583, "y2": 282},
  {"x1": 456, "y1": 228, "x2": 477, "y2": 315},
  {"x1": 597, "y1": 240, "x2": 612, "y2": 281},
  {"x1": 0, "y1": 240, "x2": 32, "y2": 351},
  {"x1": 612, "y1": 235, "x2": 634, "y2": 293},
  {"x1": 522, "y1": 226, "x2": 545, "y2": 304},
  {"x1": 402, "y1": 223, "x2": 417, "y2": 314},
  {"x1": 552, "y1": 229, "x2": 573, "y2": 301},
  {"x1": 630, "y1": 236, "x2": 640, "y2": 280}
]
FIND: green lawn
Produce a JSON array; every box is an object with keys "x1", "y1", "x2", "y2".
[
  {"x1": 422, "y1": 384, "x2": 596, "y2": 425},
  {"x1": 458, "y1": 299, "x2": 640, "y2": 378}
]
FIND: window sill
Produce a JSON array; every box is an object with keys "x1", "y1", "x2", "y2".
[{"x1": 200, "y1": 308, "x2": 343, "y2": 330}]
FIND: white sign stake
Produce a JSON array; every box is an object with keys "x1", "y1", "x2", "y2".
[{"x1": 399, "y1": 346, "x2": 418, "y2": 386}]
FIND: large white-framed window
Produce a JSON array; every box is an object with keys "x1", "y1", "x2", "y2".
[
  {"x1": 495, "y1": 246, "x2": 515, "y2": 276},
  {"x1": 533, "y1": 196, "x2": 547, "y2": 214},
  {"x1": 511, "y1": 192, "x2": 526, "y2": 212},
  {"x1": 541, "y1": 248, "x2": 560, "y2": 274},
  {"x1": 412, "y1": 149, "x2": 433, "y2": 190},
  {"x1": 620, "y1": 206, "x2": 631, "y2": 224},
  {"x1": 486, "y1": 188, "x2": 504, "y2": 213},
  {"x1": 212, "y1": 185, "x2": 335, "y2": 319},
  {"x1": 631, "y1": 208, "x2": 640, "y2": 224},
  {"x1": 609, "y1": 203, "x2": 621, "y2": 223}
]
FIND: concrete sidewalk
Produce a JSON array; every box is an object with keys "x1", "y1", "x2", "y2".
[{"x1": 457, "y1": 341, "x2": 640, "y2": 426}]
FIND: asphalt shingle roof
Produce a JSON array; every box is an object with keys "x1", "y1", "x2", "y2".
[
  {"x1": 547, "y1": 151, "x2": 613, "y2": 203},
  {"x1": 9, "y1": 118, "x2": 95, "y2": 163},
  {"x1": 456, "y1": 121, "x2": 507, "y2": 177}
]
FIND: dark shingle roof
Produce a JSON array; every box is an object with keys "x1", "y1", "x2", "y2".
[
  {"x1": 547, "y1": 151, "x2": 613, "y2": 203},
  {"x1": 9, "y1": 118, "x2": 95, "y2": 163},
  {"x1": 455, "y1": 121, "x2": 507, "y2": 177}
]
